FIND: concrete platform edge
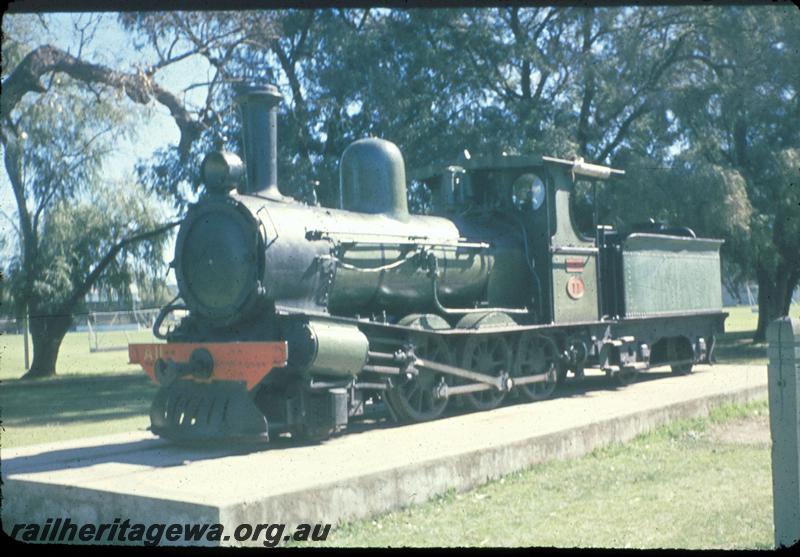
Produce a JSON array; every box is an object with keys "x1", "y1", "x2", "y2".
[
  {"x1": 220, "y1": 383, "x2": 768, "y2": 535},
  {"x1": 3, "y1": 383, "x2": 767, "y2": 546}
]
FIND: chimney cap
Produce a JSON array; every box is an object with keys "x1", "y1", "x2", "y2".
[{"x1": 235, "y1": 83, "x2": 282, "y2": 105}]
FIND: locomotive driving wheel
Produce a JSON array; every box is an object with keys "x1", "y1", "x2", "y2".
[
  {"x1": 459, "y1": 334, "x2": 513, "y2": 411},
  {"x1": 513, "y1": 333, "x2": 559, "y2": 401},
  {"x1": 386, "y1": 334, "x2": 453, "y2": 422}
]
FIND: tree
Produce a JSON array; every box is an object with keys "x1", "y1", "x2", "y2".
[
  {"x1": 1, "y1": 15, "x2": 186, "y2": 378},
  {"x1": 118, "y1": 11, "x2": 284, "y2": 206},
  {"x1": 666, "y1": 6, "x2": 800, "y2": 340}
]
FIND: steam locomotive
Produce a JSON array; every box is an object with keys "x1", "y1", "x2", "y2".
[{"x1": 129, "y1": 84, "x2": 726, "y2": 442}]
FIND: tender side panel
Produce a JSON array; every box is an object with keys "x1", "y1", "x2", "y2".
[{"x1": 622, "y1": 234, "x2": 723, "y2": 317}]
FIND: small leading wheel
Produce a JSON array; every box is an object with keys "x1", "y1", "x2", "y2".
[
  {"x1": 566, "y1": 336, "x2": 588, "y2": 383},
  {"x1": 386, "y1": 334, "x2": 453, "y2": 422},
  {"x1": 513, "y1": 333, "x2": 559, "y2": 401},
  {"x1": 460, "y1": 335, "x2": 513, "y2": 411}
]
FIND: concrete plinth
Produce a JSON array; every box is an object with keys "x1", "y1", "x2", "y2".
[{"x1": 2, "y1": 364, "x2": 766, "y2": 546}]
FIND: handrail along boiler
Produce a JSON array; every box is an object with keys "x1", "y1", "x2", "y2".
[{"x1": 129, "y1": 84, "x2": 727, "y2": 442}]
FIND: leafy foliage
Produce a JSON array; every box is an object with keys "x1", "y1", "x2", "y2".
[
  {"x1": 6, "y1": 180, "x2": 169, "y2": 310},
  {"x1": 1, "y1": 14, "x2": 175, "y2": 376},
  {"x1": 664, "y1": 6, "x2": 800, "y2": 337}
]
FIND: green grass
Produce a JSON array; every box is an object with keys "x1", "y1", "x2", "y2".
[
  {"x1": 713, "y1": 304, "x2": 800, "y2": 366},
  {"x1": 0, "y1": 329, "x2": 158, "y2": 381},
  {"x1": 723, "y1": 304, "x2": 799, "y2": 333},
  {"x1": 325, "y1": 400, "x2": 773, "y2": 549},
  {"x1": 0, "y1": 329, "x2": 160, "y2": 448},
  {"x1": 0, "y1": 373, "x2": 158, "y2": 448}
]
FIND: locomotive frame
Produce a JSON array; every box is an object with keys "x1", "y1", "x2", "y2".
[{"x1": 129, "y1": 85, "x2": 727, "y2": 442}]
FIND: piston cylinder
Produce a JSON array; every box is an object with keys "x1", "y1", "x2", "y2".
[{"x1": 284, "y1": 319, "x2": 369, "y2": 377}]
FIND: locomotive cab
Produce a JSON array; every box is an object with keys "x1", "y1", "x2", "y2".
[{"x1": 409, "y1": 155, "x2": 607, "y2": 325}]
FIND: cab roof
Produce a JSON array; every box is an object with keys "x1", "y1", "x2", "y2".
[{"x1": 408, "y1": 154, "x2": 549, "y2": 183}]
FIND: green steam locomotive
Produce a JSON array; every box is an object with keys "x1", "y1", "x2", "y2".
[{"x1": 130, "y1": 84, "x2": 726, "y2": 442}]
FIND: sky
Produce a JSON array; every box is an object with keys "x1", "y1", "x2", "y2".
[{"x1": 1, "y1": 12, "x2": 212, "y2": 269}]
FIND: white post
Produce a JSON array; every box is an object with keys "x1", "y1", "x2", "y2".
[{"x1": 767, "y1": 317, "x2": 800, "y2": 548}]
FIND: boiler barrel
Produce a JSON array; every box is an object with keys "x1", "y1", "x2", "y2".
[{"x1": 242, "y1": 196, "x2": 527, "y2": 315}]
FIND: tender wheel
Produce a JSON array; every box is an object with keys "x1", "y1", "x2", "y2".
[
  {"x1": 513, "y1": 333, "x2": 558, "y2": 401},
  {"x1": 386, "y1": 334, "x2": 453, "y2": 422},
  {"x1": 668, "y1": 336, "x2": 695, "y2": 375},
  {"x1": 460, "y1": 335, "x2": 513, "y2": 411},
  {"x1": 671, "y1": 362, "x2": 694, "y2": 375},
  {"x1": 566, "y1": 335, "x2": 588, "y2": 382},
  {"x1": 291, "y1": 425, "x2": 333, "y2": 444},
  {"x1": 614, "y1": 366, "x2": 639, "y2": 386}
]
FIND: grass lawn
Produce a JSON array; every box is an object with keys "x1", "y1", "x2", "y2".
[
  {"x1": 0, "y1": 328, "x2": 158, "y2": 381},
  {"x1": 324, "y1": 400, "x2": 774, "y2": 549},
  {"x1": 713, "y1": 304, "x2": 799, "y2": 366},
  {"x1": 714, "y1": 306, "x2": 768, "y2": 366},
  {"x1": 0, "y1": 329, "x2": 160, "y2": 448},
  {"x1": 0, "y1": 373, "x2": 158, "y2": 448},
  {"x1": 722, "y1": 303, "x2": 799, "y2": 334}
]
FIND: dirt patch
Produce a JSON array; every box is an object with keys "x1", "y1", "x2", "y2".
[{"x1": 708, "y1": 414, "x2": 771, "y2": 448}]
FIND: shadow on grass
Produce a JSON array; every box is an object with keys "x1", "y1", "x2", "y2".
[
  {"x1": 714, "y1": 331, "x2": 767, "y2": 364},
  {"x1": 0, "y1": 372, "x2": 284, "y2": 470},
  {"x1": 0, "y1": 373, "x2": 158, "y2": 428}
]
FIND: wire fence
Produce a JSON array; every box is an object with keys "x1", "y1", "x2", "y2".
[
  {"x1": 81, "y1": 308, "x2": 187, "y2": 352},
  {"x1": 0, "y1": 308, "x2": 185, "y2": 357},
  {"x1": 82, "y1": 308, "x2": 159, "y2": 352}
]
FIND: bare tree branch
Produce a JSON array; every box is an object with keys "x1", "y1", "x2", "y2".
[
  {"x1": 357, "y1": 9, "x2": 370, "y2": 31},
  {"x1": 147, "y1": 46, "x2": 206, "y2": 75},
  {"x1": 597, "y1": 102, "x2": 650, "y2": 161},
  {"x1": 2, "y1": 45, "x2": 203, "y2": 160},
  {"x1": 61, "y1": 219, "x2": 181, "y2": 312}
]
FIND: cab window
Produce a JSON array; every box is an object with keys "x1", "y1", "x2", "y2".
[{"x1": 511, "y1": 173, "x2": 546, "y2": 212}]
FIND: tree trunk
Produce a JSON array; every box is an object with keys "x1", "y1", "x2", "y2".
[
  {"x1": 754, "y1": 263, "x2": 792, "y2": 342},
  {"x1": 21, "y1": 312, "x2": 73, "y2": 379}
]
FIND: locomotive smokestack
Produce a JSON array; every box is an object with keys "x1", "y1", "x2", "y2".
[{"x1": 236, "y1": 84, "x2": 283, "y2": 199}]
